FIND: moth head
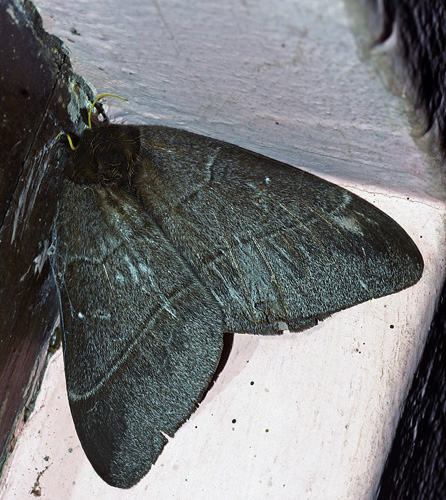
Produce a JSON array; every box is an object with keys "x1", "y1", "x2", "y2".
[
  {"x1": 60, "y1": 94, "x2": 141, "y2": 188},
  {"x1": 71, "y1": 124, "x2": 141, "y2": 187}
]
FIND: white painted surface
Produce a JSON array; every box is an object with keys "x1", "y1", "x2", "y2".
[
  {"x1": 2, "y1": 0, "x2": 445, "y2": 499},
  {"x1": 34, "y1": 0, "x2": 445, "y2": 199}
]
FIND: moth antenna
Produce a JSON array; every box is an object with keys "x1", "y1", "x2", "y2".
[
  {"x1": 56, "y1": 132, "x2": 78, "y2": 151},
  {"x1": 55, "y1": 94, "x2": 126, "y2": 151},
  {"x1": 65, "y1": 134, "x2": 77, "y2": 151},
  {"x1": 88, "y1": 93, "x2": 128, "y2": 130}
]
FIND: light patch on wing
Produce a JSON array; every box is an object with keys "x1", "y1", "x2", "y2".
[
  {"x1": 138, "y1": 262, "x2": 152, "y2": 274},
  {"x1": 277, "y1": 321, "x2": 289, "y2": 331},
  {"x1": 208, "y1": 261, "x2": 247, "y2": 310},
  {"x1": 99, "y1": 241, "x2": 109, "y2": 255},
  {"x1": 92, "y1": 309, "x2": 111, "y2": 321},
  {"x1": 138, "y1": 261, "x2": 158, "y2": 289},
  {"x1": 33, "y1": 239, "x2": 50, "y2": 275},
  {"x1": 342, "y1": 191, "x2": 352, "y2": 205},
  {"x1": 102, "y1": 263, "x2": 113, "y2": 290},
  {"x1": 359, "y1": 279, "x2": 369, "y2": 292},
  {"x1": 162, "y1": 300, "x2": 178, "y2": 319},
  {"x1": 124, "y1": 254, "x2": 139, "y2": 282},
  {"x1": 332, "y1": 215, "x2": 363, "y2": 235},
  {"x1": 205, "y1": 147, "x2": 221, "y2": 168}
]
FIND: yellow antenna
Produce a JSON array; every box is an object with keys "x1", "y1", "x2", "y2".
[
  {"x1": 56, "y1": 131, "x2": 78, "y2": 151},
  {"x1": 56, "y1": 93, "x2": 127, "y2": 150},
  {"x1": 88, "y1": 93, "x2": 128, "y2": 130}
]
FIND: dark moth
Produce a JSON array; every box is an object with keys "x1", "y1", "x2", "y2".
[{"x1": 51, "y1": 121, "x2": 423, "y2": 488}]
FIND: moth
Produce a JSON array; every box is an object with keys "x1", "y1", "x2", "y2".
[{"x1": 51, "y1": 95, "x2": 423, "y2": 488}]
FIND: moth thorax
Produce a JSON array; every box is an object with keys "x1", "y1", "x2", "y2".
[{"x1": 72, "y1": 125, "x2": 141, "y2": 187}]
